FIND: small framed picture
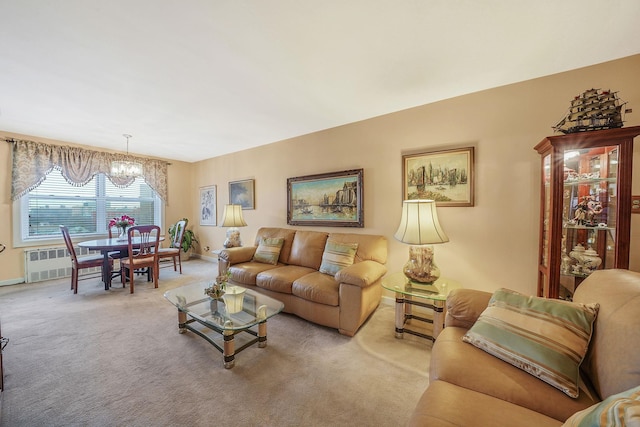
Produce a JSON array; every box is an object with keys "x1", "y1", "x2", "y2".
[
  {"x1": 199, "y1": 185, "x2": 217, "y2": 226},
  {"x1": 402, "y1": 147, "x2": 474, "y2": 207},
  {"x1": 229, "y1": 179, "x2": 255, "y2": 210}
]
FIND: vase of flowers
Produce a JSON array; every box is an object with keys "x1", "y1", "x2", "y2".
[
  {"x1": 109, "y1": 214, "x2": 135, "y2": 241},
  {"x1": 204, "y1": 272, "x2": 231, "y2": 299}
]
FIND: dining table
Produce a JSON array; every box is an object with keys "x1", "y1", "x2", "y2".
[{"x1": 78, "y1": 236, "x2": 164, "y2": 290}]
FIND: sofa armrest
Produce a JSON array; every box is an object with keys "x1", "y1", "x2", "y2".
[
  {"x1": 335, "y1": 261, "x2": 387, "y2": 288},
  {"x1": 218, "y1": 246, "x2": 257, "y2": 265},
  {"x1": 445, "y1": 288, "x2": 492, "y2": 329}
]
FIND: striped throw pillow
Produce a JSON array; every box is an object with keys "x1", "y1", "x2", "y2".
[
  {"x1": 252, "y1": 237, "x2": 285, "y2": 265},
  {"x1": 563, "y1": 385, "x2": 640, "y2": 426},
  {"x1": 319, "y1": 240, "x2": 358, "y2": 276},
  {"x1": 462, "y1": 288, "x2": 599, "y2": 398}
]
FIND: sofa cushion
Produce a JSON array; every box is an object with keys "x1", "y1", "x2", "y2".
[
  {"x1": 432, "y1": 327, "x2": 597, "y2": 421},
  {"x1": 327, "y1": 232, "x2": 388, "y2": 264},
  {"x1": 252, "y1": 237, "x2": 285, "y2": 265},
  {"x1": 292, "y1": 271, "x2": 339, "y2": 306},
  {"x1": 463, "y1": 288, "x2": 599, "y2": 398},
  {"x1": 409, "y1": 380, "x2": 563, "y2": 427},
  {"x1": 254, "y1": 227, "x2": 297, "y2": 264},
  {"x1": 256, "y1": 265, "x2": 316, "y2": 294},
  {"x1": 228, "y1": 262, "x2": 280, "y2": 286},
  {"x1": 319, "y1": 240, "x2": 358, "y2": 276},
  {"x1": 562, "y1": 385, "x2": 640, "y2": 426},
  {"x1": 288, "y1": 230, "x2": 328, "y2": 269}
]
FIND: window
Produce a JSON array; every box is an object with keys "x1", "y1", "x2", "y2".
[{"x1": 19, "y1": 169, "x2": 162, "y2": 241}]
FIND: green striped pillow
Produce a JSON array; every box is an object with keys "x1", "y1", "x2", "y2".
[
  {"x1": 319, "y1": 240, "x2": 358, "y2": 276},
  {"x1": 563, "y1": 385, "x2": 640, "y2": 426},
  {"x1": 462, "y1": 288, "x2": 599, "y2": 398},
  {"x1": 252, "y1": 237, "x2": 285, "y2": 265}
]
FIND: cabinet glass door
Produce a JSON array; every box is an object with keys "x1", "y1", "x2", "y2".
[{"x1": 559, "y1": 146, "x2": 617, "y2": 298}]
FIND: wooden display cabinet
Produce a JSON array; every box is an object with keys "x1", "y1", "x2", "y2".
[{"x1": 535, "y1": 126, "x2": 640, "y2": 299}]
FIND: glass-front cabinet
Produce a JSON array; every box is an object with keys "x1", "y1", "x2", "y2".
[{"x1": 535, "y1": 126, "x2": 640, "y2": 300}]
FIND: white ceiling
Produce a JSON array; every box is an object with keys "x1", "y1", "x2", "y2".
[{"x1": 1, "y1": 1, "x2": 639, "y2": 163}]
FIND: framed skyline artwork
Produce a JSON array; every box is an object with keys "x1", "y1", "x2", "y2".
[
  {"x1": 287, "y1": 169, "x2": 363, "y2": 227},
  {"x1": 199, "y1": 185, "x2": 217, "y2": 226},
  {"x1": 402, "y1": 147, "x2": 475, "y2": 207}
]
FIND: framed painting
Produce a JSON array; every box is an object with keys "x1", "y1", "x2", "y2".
[
  {"x1": 229, "y1": 179, "x2": 255, "y2": 210},
  {"x1": 199, "y1": 185, "x2": 217, "y2": 226},
  {"x1": 287, "y1": 169, "x2": 364, "y2": 227},
  {"x1": 402, "y1": 147, "x2": 474, "y2": 206}
]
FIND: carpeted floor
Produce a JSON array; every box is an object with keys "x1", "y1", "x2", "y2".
[{"x1": 0, "y1": 259, "x2": 431, "y2": 426}]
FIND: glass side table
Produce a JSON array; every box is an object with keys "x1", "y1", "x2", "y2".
[{"x1": 381, "y1": 272, "x2": 461, "y2": 341}]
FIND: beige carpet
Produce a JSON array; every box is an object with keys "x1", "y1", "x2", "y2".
[{"x1": 0, "y1": 259, "x2": 431, "y2": 427}]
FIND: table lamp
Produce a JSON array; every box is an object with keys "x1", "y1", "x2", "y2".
[
  {"x1": 220, "y1": 204, "x2": 247, "y2": 248},
  {"x1": 394, "y1": 199, "x2": 449, "y2": 291}
]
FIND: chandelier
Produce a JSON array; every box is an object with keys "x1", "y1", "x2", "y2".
[{"x1": 111, "y1": 134, "x2": 143, "y2": 179}]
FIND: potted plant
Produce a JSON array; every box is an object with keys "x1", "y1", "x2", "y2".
[{"x1": 168, "y1": 218, "x2": 198, "y2": 260}]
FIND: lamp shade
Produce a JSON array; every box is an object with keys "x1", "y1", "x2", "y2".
[
  {"x1": 394, "y1": 199, "x2": 449, "y2": 245},
  {"x1": 220, "y1": 204, "x2": 247, "y2": 227}
]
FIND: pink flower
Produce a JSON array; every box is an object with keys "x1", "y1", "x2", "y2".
[{"x1": 109, "y1": 214, "x2": 135, "y2": 229}]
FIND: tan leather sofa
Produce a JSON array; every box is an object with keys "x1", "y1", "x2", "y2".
[
  {"x1": 218, "y1": 227, "x2": 388, "y2": 336},
  {"x1": 409, "y1": 269, "x2": 640, "y2": 426}
]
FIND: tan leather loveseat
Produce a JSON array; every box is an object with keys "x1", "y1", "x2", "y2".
[
  {"x1": 409, "y1": 269, "x2": 640, "y2": 426},
  {"x1": 218, "y1": 227, "x2": 388, "y2": 336}
]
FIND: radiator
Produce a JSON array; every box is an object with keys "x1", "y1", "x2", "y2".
[{"x1": 24, "y1": 246, "x2": 102, "y2": 283}]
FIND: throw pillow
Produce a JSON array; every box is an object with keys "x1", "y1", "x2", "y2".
[
  {"x1": 319, "y1": 240, "x2": 358, "y2": 276},
  {"x1": 252, "y1": 237, "x2": 285, "y2": 265},
  {"x1": 562, "y1": 385, "x2": 640, "y2": 426},
  {"x1": 462, "y1": 288, "x2": 599, "y2": 398}
]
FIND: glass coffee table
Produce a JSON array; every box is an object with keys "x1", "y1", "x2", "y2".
[{"x1": 164, "y1": 282, "x2": 284, "y2": 368}]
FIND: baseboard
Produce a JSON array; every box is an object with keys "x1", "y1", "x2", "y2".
[{"x1": 0, "y1": 278, "x2": 25, "y2": 287}]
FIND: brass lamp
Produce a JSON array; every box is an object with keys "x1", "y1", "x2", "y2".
[
  {"x1": 220, "y1": 204, "x2": 247, "y2": 248},
  {"x1": 394, "y1": 199, "x2": 449, "y2": 291}
]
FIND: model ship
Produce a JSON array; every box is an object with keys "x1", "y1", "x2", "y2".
[{"x1": 553, "y1": 89, "x2": 627, "y2": 134}]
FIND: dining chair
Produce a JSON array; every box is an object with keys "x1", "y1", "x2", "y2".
[
  {"x1": 120, "y1": 225, "x2": 161, "y2": 293},
  {"x1": 158, "y1": 219, "x2": 187, "y2": 274},
  {"x1": 60, "y1": 225, "x2": 113, "y2": 294}
]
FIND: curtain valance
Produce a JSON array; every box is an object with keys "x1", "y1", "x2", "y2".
[{"x1": 9, "y1": 138, "x2": 169, "y2": 202}]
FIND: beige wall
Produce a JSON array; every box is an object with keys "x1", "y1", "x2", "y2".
[
  {"x1": 0, "y1": 132, "x2": 193, "y2": 284},
  {"x1": 192, "y1": 54, "x2": 640, "y2": 296},
  {"x1": 2, "y1": 54, "x2": 639, "y2": 296}
]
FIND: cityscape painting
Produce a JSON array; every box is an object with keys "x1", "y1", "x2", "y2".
[
  {"x1": 287, "y1": 169, "x2": 363, "y2": 227},
  {"x1": 402, "y1": 147, "x2": 474, "y2": 207}
]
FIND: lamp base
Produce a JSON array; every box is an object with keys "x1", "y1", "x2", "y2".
[
  {"x1": 403, "y1": 245, "x2": 440, "y2": 285},
  {"x1": 223, "y1": 228, "x2": 242, "y2": 248}
]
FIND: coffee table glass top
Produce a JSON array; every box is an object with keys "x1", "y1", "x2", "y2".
[
  {"x1": 164, "y1": 282, "x2": 284, "y2": 331},
  {"x1": 381, "y1": 272, "x2": 461, "y2": 301}
]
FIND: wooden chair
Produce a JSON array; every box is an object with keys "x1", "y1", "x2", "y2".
[
  {"x1": 158, "y1": 219, "x2": 187, "y2": 274},
  {"x1": 60, "y1": 225, "x2": 113, "y2": 294},
  {"x1": 120, "y1": 225, "x2": 161, "y2": 293}
]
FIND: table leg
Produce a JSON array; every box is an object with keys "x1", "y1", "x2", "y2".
[
  {"x1": 178, "y1": 311, "x2": 187, "y2": 334},
  {"x1": 432, "y1": 300, "x2": 446, "y2": 339},
  {"x1": 101, "y1": 250, "x2": 111, "y2": 290},
  {"x1": 394, "y1": 291, "x2": 405, "y2": 338},
  {"x1": 223, "y1": 328, "x2": 235, "y2": 369},
  {"x1": 258, "y1": 321, "x2": 267, "y2": 348}
]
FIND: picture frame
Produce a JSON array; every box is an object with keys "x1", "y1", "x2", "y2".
[
  {"x1": 402, "y1": 147, "x2": 474, "y2": 207},
  {"x1": 199, "y1": 185, "x2": 217, "y2": 226},
  {"x1": 287, "y1": 169, "x2": 364, "y2": 227},
  {"x1": 229, "y1": 179, "x2": 255, "y2": 210}
]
